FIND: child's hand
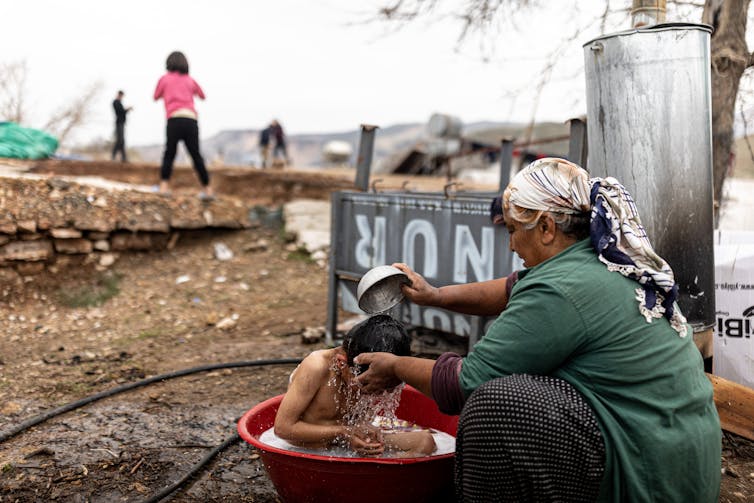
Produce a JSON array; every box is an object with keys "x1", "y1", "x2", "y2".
[{"x1": 345, "y1": 424, "x2": 384, "y2": 456}]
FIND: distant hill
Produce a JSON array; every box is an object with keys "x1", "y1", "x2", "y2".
[{"x1": 129, "y1": 119, "x2": 570, "y2": 170}]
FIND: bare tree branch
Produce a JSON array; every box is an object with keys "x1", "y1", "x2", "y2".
[
  {"x1": 668, "y1": 0, "x2": 706, "y2": 7},
  {"x1": 43, "y1": 82, "x2": 102, "y2": 146},
  {"x1": 376, "y1": 0, "x2": 539, "y2": 43}
]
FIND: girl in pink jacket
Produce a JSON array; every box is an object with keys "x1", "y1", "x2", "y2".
[{"x1": 154, "y1": 51, "x2": 213, "y2": 199}]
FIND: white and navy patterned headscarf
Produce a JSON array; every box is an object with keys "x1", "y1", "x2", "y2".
[{"x1": 505, "y1": 157, "x2": 687, "y2": 336}]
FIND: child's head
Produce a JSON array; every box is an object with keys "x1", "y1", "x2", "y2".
[{"x1": 342, "y1": 315, "x2": 410, "y2": 374}]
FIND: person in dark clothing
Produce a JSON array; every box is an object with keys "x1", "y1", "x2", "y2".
[
  {"x1": 112, "y1": 90, "x2": 132, "y2": 162},
  {"x1": 259, "y1": 126, "x2": 271, "y2": 168},
  {"x1": 270, "y1": 119, "x2": 289, "y2": 168}
]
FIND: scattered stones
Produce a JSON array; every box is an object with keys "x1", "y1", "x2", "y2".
[
  {"x1": 301, "y1": 326, "x2": 325, "y2": 344},
  {"x1": 243, "y1": 238, "x2": 269, "y2": 253},
  {"x1": 724, "y1": 466, "x2": 740, "y2": 478},
  {"x1": 0, "y1": 222, "x2": 17, "y2": 234},
  {"x1": 1, "y1": 240, "x2": 53, "y2": 261},
  {"x1": 213, "y1": 242, "x2": 234, "y2": 261},
  {"x1": 54, "y1": 238, "x2": 94, "y2": 254},
  {"x1": 16, "y1": 220, "x2": 37, "y2": 233},
  {"x1": 93, "y1": 240, "x2": 110, "y2": 252},
  {"x1": 18, "y1": 232, "x2": 43, "y2": 241},
  {"x1": 205, "y1": 312, "x2": 220, "y2": 326},
  {"x1": 98, "y1": 253, "x2": 117, "y2": 267},
  {"x1": 215, "y1": 316, "x2": 237, "y2": 331},
  {"x1": 76, "y1": 220, "x2": 113, "y2": 233},
  {"x1": 50, "y1": 228, "x2": 83, "y2": 239}
]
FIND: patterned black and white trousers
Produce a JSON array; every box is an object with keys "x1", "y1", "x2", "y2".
[{"x1": 455, "y1": 374, "x2": 605, "y2": 502}]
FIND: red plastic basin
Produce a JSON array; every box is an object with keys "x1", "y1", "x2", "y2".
[{"x1": 237, "y1": 385, "x2": 459, "y2": 503}]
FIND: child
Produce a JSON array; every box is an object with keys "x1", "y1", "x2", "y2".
[{"x1": 274, "y1": 315, "x2": 436, "y2": 457}]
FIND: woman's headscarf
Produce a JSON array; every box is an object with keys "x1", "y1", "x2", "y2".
[{"x1": 504, "y1": 157, "x2": 688, "y2": 337}]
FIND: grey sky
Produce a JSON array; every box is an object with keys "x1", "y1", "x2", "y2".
[{"x1": 3, "y1": 0, "x2": 685, "y2": 147}]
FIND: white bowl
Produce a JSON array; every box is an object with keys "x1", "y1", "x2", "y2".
[{"x1": 357, "y1": 265, "x2": 410, "y2": 314}]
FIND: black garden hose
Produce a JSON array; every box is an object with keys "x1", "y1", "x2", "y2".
[
  {"x1": 142, "y1": 431, "x2": 243, "y2": 503},
  {"x1": 0, "y1": 358, "x2": 301, "y2": 443},
  {"x1": 0, "y1": 358, "x2": 302, "y2": 502}
]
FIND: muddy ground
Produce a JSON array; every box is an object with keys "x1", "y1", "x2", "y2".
[
  {"x1": 1, "y1": 163, "x2": 753, "y2": 502},
  {"x1": 0, "y1": 225, "x2": 326, "y2": 502}
]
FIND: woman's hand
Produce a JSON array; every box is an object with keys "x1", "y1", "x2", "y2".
[
  {"x1": 344, "y1": 424, "x2": 384, "y2": 456},
  {"x1": 354, "y1": 352, "x2": 402, "y2": 393},
  {"x1": 392, "y1": 263, "x2": 440, "y2": 306}
]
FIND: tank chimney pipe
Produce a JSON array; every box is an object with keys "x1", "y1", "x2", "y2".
[
  {"x1": 354, "y1": 124, "x2": 379, "y2": 192},
  {"x1": 631, "y1": 0, "x2": 666, "y2": 27}
]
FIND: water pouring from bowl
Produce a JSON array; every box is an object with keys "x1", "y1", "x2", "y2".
[{"x1": 357, "y1": 265, "x2": 411, "y2": 314}]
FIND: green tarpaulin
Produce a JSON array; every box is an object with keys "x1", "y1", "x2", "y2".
[{"x1": 0, "y1": 122, "x2": 58, "y2": 159}]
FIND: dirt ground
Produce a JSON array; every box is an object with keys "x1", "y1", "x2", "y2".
[
  {"x1": 0, "y1": 224, "x2": 330, "y2": 502},
  {"x1": 1, "y1": 164, "x2": 754, "y2": 502}
]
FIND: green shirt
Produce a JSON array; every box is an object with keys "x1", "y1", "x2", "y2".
[{"x1": 460, "y1": 239, "x2": 721, "y2": 502}]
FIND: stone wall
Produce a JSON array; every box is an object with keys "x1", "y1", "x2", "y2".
[{"x1": 0, "y1": 175, "x2": 252, "y2": 274}]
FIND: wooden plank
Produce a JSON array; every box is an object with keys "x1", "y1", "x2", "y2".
[{"x1": 707, "y1": 373, "x2": 754, "y2": 441}]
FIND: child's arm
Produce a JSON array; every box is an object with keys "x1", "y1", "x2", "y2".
[
  {"x1": 273, "y1": 356, "x2": 382, "y2": 455},
  {"x1": 274, "y1": 357, "x2": 342, "y2": 447},
  {"x1": 383, "y1": 430, "x2": 436, "y2": 457}
]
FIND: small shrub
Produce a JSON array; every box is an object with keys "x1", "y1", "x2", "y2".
[
  {"x1": 58, "y1": 272, "x2": 122, "y2": 308},
  {"x1": 286, "y1": 248, "x2": 314, "y2": 263}
]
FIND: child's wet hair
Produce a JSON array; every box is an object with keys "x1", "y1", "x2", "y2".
[{"x1": 343, "y1": 315, "x2": 411, "y2": 373}]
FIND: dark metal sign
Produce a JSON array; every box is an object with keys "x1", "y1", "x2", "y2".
[{"x1": 326, "y1": 190, "x2": 515, "y2": 345}]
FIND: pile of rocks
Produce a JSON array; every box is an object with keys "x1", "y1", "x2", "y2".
[{"x1": 0, "y1": 174, "x2": 252, "y2": 274}]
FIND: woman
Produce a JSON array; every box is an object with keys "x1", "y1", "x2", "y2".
[
  {"x1": 356, "y1": 158, "x2": 721, "y2": 502},
  {"x1": 153, "y1": 51, "x2": 213, "y2": 199}
]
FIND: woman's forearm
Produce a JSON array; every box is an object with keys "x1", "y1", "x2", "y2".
[
  {"x1": 393, "y1": 356, "x2": 436, "y2": 397},
  {"x1": 435, "y1": 277, "x2": 509, "y2": 316}
]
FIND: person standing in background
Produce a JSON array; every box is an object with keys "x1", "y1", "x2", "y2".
[
  {"x1": 270, "y1": 119, "x2": 289, "y2": 168},
  {"x1": 153, "y1": 50, "x2": 213, "y2": 199},
  {"x1": 111, "y1": 90, "x2": 132, "y2": 162},
  {"x1": 259, "y1": 125, "x2": 271, "y2": 168}
]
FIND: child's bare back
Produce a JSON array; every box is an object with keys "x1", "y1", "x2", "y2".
[
  {"x1": 274, "y1": 316, "x2": 436, "y2": 457},
  {"x1": 290, "y1": 349, "x2": 343, "y2": 426}
]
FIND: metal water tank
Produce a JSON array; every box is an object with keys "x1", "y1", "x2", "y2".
[{"x1": 583, "y1": 23, "x2": 714, "y2": 330}]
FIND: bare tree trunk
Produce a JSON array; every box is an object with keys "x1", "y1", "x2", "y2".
[{"x1": 703, "y1": 0, "x2": 751, "y2": 224}]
